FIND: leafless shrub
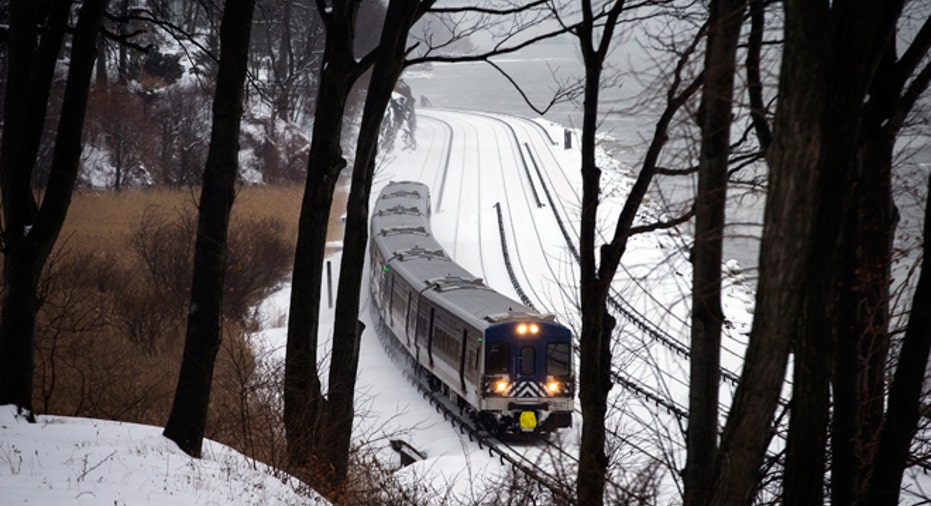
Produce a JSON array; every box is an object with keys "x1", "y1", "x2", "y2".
[
  {"x1": 224, "y1": 215, "x2": 295, "y2": 324},
  {"x1": 129, "y1": 205, "x2": 196, "y2": 308},
  {"x1": 33, "y1": 247, "x2": 179, "y2": 422},
  {"x1": 30, "y1": 190, "x2": 297, "y2": 445},
  {"x1": 34, "y1": 247, "x2": 116, "y2": 413}
]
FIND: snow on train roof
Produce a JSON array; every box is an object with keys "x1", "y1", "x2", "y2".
[{"x1": 371, "y1": 181, "x2": 542, "y2": 329}]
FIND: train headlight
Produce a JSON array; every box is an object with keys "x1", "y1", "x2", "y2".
[
  {"x1": 546, "y1": 380, "x2": 562, "y2": 394},
  {"x1": 516, "y1": 323, "x2": 540, "y2": 336},
  {"x1": 495, "y1": 379, "x2": 510, "y2": 393}
]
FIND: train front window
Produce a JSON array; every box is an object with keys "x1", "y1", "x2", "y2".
[
  {"x1": 485, "y1": 342, "x2": 509, "y2": 375},
  {"x1": 520, "y1": 346, "x2": 535, "y2": 376},
  {"x1": 547, "y1": 343, "x2": 571, "y2": 376}
]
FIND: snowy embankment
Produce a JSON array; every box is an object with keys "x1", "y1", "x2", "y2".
[{"x1": 0, "y1": 406, "x2": 327, "y2": 505}]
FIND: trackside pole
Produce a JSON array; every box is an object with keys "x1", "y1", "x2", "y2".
[{"x1": 327, "y1": 260, "x2": 333, "y2": 309}]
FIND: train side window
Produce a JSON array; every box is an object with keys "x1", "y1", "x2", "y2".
[
  {"x1": 404, "y1": 292, "x2": 412, "y2": 337},
  {"x1": 520, "y1": 346, "x2": 535, "y2": 376},
  {"x1": 485, "y1": 342, "x2": 509, "y2": 374},
  {"x1": 416, "y1": 301, "x2": 429, "y2": 344},
  {"x1": 546, "y1": 343, "x2": 571, "y2": 376}
]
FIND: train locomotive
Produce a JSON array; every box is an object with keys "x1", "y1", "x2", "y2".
[{"x1": 369, "y1": 181, "x2": 574, "y2": 433}]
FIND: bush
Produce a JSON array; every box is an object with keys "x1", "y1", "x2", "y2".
[{"x1": 30, "y1": 188, "x2": 298, "y2": 460}]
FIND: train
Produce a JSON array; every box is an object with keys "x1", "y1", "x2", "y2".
[{"x1": 369, "y1": 180, "x2": 574, "y2": 434}]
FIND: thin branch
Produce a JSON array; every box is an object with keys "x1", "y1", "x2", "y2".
[
  {"x1": 655, "y1": 165, "x2": 698, "y2": 176},
  {"x1": 118, "y1": 10, "x2": 220, "y2": 64},
  {"x1": 629, "y1": 207, "x2": 695, "y2": 236},
  {"x1": 427, "y1": 0, "x2": 550, "y2": 16},
  {"x1": 485, "y1": 59, "x2": 583, "y2": 115},
  {"x1": 746, "y1": 0, "x2": 772, "y2": 151},
  {"x1": 889, "y1": 60, "x2": 931, "y2": 135},
  {"x1": 99, "y1": 27, "x2": 152, "y2": 53},
  {"x1": 405, "y1": 23, "x2": 573, "y2": 67}
]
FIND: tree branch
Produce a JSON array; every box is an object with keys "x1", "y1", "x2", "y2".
[
  {"x1": 484, "y1": 59, "x2": 583, "y2": 115},
  {"x1": 746, "y1": 0, "x2": 772, "y2": 151},
  {"x1": 889, "y1": 60, "x2": 931, "y2": 135},
  {"x1": 427, "y1": 0, "x2": 550, "y2": 16},
  {"x1": 629, "y1": 207, "x2": 695, "y2": 236}
]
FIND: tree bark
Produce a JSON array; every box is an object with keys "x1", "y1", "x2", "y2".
[
  {"x1": 0, "y1": 0, "x2": 107, "y2": 415},
  {"x1": 805, "y1": 3, "x2": 901, "y2": 504},
  {"x1": 707, "y1": 2, "x2": 905, "y2": 504},
  {"x1": 684, "y1": 1, "x2": 743, "y2": 504},
  {"x1": 709, "y1": 2, "x2": 830, "y2": 503},
  {"x1": 322, "y1": 0, "x2": 431, "y2": 492},
  {"x1": 284, "y1": 0, "x2": 366, "y2": 476},
  {"x1": 575, "y1": 3, "x2": 626, "y2": 505},
  {"x1": 858, "y1": 14, "x2": 931, "y2": 502},
  {"x1": 862, "y1": 176, "x2": 931, "y2": 506},
  {"x1": 162, "y1": 0, "x2": 256, "y2": 458}
]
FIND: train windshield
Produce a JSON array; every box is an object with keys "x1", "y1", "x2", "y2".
[
  {"x1": 546, "y1": 342, "x2": 571, "y2": 376},
  {"x1": 520, "y1": 346, "x2": 535, "y2": 376},
  {"x1": 485, "y1": 342, "x2": 510, "y2": 374}
]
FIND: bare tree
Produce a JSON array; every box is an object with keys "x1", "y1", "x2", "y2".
[
  {"x1": 704, "y1": 1, "x2": 915, "y2": 504},
  {"x1": 684, "y1": 1, "x2": 744, "y2": 505},
  {"x1": 284, "y1": 0, "x2": 375, "y2": 484},
  {"x1": 161, "y1": 0, "x2": 256, "y2": 458},
  {"x1": 324, "y1": 2, "x2": 434, "y2": 494},
  {"x1": 0, "y1": 0, "x2": 109, "y2": 417},
  {"x1": 562, "y1": 1, "x2": 704, "y2": 504},
  {"x1": 847, "y1": 7, "x2": 931, "y2": 504}
]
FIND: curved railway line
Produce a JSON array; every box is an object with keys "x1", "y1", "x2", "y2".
[
  {"x1": 405, "y1": 109, "x2": 698, "y2": 495},
  {"x1": 379, "y1": 108, "x2": 804, "y2": 499}
]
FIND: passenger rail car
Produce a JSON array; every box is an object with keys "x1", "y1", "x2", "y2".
[{"x1": 369, "y1": 181, "x2": 574, "y2": 433}]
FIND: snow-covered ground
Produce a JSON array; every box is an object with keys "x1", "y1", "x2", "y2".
[
  {"x1": 0, "y1": 405, "x2": 328, "y2": 505},
  {"x1": 252, "y1": 107, "x2": 756, "y2": 503}
]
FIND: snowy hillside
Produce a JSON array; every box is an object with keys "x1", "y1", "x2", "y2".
[{"x1": 0, "y1": 405, "x2": 328, "y2": 505}]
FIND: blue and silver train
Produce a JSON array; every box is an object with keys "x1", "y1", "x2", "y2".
[{"x1": 369, "y1": 181, "x2": 574, "y2": 433}]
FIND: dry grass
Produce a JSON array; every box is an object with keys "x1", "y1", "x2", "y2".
[
  {"x1": 30, "y1": 183, "x2": 349, "y2": 472},
  {"x1": 61, "y1": 183, "x2": 347, "y2": 261}
]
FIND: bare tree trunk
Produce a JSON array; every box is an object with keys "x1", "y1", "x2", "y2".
[
  {"x1": 322, "y1": 1, "x2": 430, "y2": 492},
  {"x1": 162, "y1": 0, "x2": 256, "y2": 458},
  {"x1": 745, "y1": 0, "x2": 771, "y2": 151},
  {"x1": 684, "y1": 1, "x2": 744, "y2": 504},
  {"x1": 0, "y1": 0, "x2": 108, "y2": 415},
  {"x1": 862, "y1": 177, "x2": 931, "y2": 506},
  {"x1": 575, "y1": 3, "x2": 627, "y2": 505},
  {"x1": 95, "y1": 32, "x2": 107, "y2": 88},
  {"x1": 832, "y1": 129, "x2": 896, "y2": 506},
  {"x1": 118, "y1": 0, "x2": 129, "y2": 84},
  {"x1": 284, "y1": 0, "x2": 367, "y2": 476},
  {"x1": 708, "y1": 2, "x2": 904, "y2": 503},
  {"x1": 709, "y1": 2, "x2": 829, "y2": 502},
  {"x1": 860, "y1": 16, "x2": 931, "y2": 500},
  {"x1": 798, "y1": 3, "x2": 901, "y2": 503}
]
